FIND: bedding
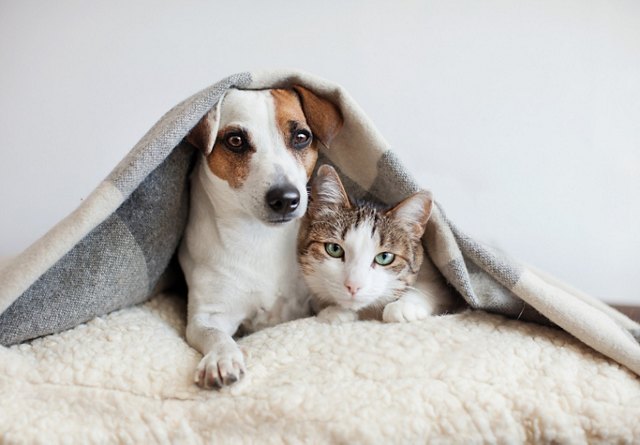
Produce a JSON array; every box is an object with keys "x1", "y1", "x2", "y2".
[{"x1": 1, "y1": 292, "x2": 638, "y2": 443}]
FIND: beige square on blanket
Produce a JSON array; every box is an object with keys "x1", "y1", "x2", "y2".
[{"x1": 1, "y1": 293, "x2": 638, "y2": 444}]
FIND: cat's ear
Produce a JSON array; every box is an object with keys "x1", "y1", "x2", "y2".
[
  {"x1": 386, "y1": 191, "x2": 433, "y2": 238},
  {"x1": 311, "y1": 165, "x2": 351, "y2": 210}
]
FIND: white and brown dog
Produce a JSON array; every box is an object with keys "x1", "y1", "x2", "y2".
[{"x1": 179, "y1": 86, "x2": 343, "y2": 389}]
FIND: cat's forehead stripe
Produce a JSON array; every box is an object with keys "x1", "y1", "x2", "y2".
[
  {"x1": 371, "y1": 213, "x2": 381, "y2": 239},
  {"x1": 354, "y1": 208, "x2": 362, "y2": 229}
]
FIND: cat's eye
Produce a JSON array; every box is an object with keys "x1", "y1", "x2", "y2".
[
  {"x1": 324, "y1": 243, "x2": 344, "y2": 258},
  {"x1": 374, "y1": 252, "x2": 395, "y2": 266}
]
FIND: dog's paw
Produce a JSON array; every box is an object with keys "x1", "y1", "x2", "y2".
[
  {"x1": 195, "y1": 344, "x2": 246, "y2": 389},
  {"x1": 317, "y1": 306, "x2": 358, "y2": 324},
  {"x1": 382, "y1": 298, "x2": 431, "y2": 323}
]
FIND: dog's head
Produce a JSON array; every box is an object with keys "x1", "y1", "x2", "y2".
[{"x1": 187, "y1": 86, "x2": 343, "y2": 225}]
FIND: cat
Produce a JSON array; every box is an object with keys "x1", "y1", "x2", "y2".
[{"x1": 297, "y1": 165, "x2": 458, "y2": 324}]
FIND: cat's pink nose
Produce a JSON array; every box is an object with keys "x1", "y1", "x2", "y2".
[{"x1": 345, "y1": 282, "x2": 361, "y2": 297}]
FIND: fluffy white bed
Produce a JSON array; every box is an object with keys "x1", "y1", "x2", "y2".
[{"x1": 2, "y1": 291, "x2": 638, "y2": 444}]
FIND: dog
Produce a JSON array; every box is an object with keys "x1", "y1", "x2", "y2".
[{"x1": 179, "y1": 85, "x2": 343, "y2": 388}]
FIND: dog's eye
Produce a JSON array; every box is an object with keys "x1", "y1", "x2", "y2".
[
  {"x1": 224, "y1": 134, "x2": 247, "y2": 152},
  {"x1": 228, "y1": 136, "x2": 243, "y2": 146},
  {"x1": 292, "y1": 130, "x2": 312, "y2": 149}
]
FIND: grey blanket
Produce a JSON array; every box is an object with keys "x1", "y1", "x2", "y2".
[{"x1": 1, "y1": 70, "x2": 639, "y2": 376}]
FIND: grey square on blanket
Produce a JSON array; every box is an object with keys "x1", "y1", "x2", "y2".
[{"x1": 0, "y1": 143, "x2": 193, "y2": 344}]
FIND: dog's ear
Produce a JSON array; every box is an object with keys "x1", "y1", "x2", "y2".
[
  {"x1": 311, "y1": 165, "x2": 351, "y2": 211},
  {"x1": 293, "y1": 85, "x2": 343, "y2": 148},
  {"x1": 186, "y1": 96, "x2": 224, "y2": 155}
]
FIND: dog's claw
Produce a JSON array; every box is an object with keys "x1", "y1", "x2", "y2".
[
  {"x1": 206, "y1": 371, "x2": 221, "y2": 389},
  {"x1": 222, "y1": 374, "x2": 238, "y2": 385},
  {"x1": 195, "y1": 348, "x2": 246, "y2": 390}
]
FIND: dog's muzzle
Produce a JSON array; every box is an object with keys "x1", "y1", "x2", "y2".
[{"x1": 265, "y1": 183, "x2": 300, "y2": 222}]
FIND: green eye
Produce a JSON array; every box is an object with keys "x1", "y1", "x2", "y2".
[
  {"x1": 324, "y1": 243, "x2": 344, "y2": 258},
  {"x1": 374, "y1": 252, "x2": 395, "y2": 266}
]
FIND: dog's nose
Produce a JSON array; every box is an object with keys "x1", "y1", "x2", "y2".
[{"x1": 266, "y1": 184, "x2": 300, "y2": 215}]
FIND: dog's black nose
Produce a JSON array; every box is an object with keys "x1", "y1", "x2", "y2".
[{"x1": 266, "y1": 184, "x2": 300, "y2": 215}]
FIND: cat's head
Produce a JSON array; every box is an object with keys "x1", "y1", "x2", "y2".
[{"x1": 298, "y1": 165, "x2": 433, "y2": 312}]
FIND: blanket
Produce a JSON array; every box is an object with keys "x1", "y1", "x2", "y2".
[
  {"x1": 0, "y1": 69, "x2": 639, "y2": 380},
  {"x1": 1, "y1": 292, "x2": 639, "y2": 443}
]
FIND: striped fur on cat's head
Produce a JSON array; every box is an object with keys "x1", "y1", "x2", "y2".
[{"x1": 298, "y1": 165, "x2": 433, "y2": 312}]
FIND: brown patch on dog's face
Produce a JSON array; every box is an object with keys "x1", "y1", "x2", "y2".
[
  {"x1": 186, "y1": 99, "x2": 223, "y2": 155},
  {"x1": 206, "y1": 127, "x2": 255, "y2": 189},
  {"x1": 271, "y1": 88, "x2": 319, "y2": 178},
  {"x1": 186, "y1": 117, "x2": 212, "y2": 153}
]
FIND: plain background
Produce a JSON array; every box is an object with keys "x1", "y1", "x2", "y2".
[{"x1": 0, "y1": 0, "x2": 638, "y2": 304}]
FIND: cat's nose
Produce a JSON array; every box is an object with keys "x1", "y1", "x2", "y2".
[{"x1": 345, "y1": 282, "x2": 361, "y2": 297}]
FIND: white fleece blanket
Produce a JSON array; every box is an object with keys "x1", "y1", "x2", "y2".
[{"x1": 1, "y1": 292, "x2": 638, "y2": 444}]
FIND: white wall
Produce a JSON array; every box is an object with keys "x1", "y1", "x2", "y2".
[{"x1": 1, "y1": 0, "x2": 638, "y2": 304}]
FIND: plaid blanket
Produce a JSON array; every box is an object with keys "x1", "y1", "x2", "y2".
[{"x1": 1, "y1": 70, "x2": 638, "y2": 376}]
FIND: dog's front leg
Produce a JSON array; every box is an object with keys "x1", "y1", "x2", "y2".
[{"x1": 187, "y1": 311, "x2": 245, "y2": 389}]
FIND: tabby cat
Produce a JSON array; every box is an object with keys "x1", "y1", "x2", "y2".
[{"x1": 298, "y1": 165, "x2": 456, "y2": 324}]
